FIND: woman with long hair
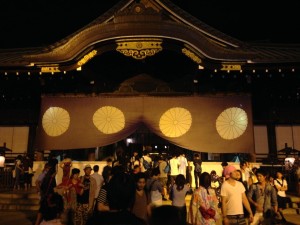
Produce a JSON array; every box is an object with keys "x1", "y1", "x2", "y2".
[
  {"x1": 171, "y1": 174, "x2": 190, "y2": 224},
  {"x1": 188, "y1": 172, "x2": 219, "y2": 225}
]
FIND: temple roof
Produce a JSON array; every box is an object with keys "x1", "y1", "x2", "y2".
[{"x1": 1, "y1": 0, "x2": 300, "y2": 72}]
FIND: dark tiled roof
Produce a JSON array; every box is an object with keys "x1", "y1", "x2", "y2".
[{"x1": 0, "y1": 0, "x2": 300, "y2": 70}]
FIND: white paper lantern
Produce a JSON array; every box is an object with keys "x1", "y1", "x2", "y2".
[{"x1": 0, "y1": 156, "x2": 5, "y2": 167}]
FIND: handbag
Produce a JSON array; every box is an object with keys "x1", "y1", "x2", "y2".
[{"x1": 199, "y1": 206, "x2": 216, "y2": 220}]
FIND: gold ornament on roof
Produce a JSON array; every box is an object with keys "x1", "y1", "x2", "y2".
[
  {"x1": 216, "y1": 107, "x2": 248, "y2": 140},
  {"x1": 182, "y1": 48, "x2": 202, "y2": 64},
  {"x1": 116, "y1": 38, "x2": 162, "y2": 60},
  {"x1": 93, "y1": 106, "x2": 125, "y2": 134},
  {"x1": 42, "y1": 107, "x2": 70, "y2": 137},
  {"x1": 77, "y1": 50, "x2": 97, "y2": 66},
  {"x1": 159, "y1": 107, "x2": 192, "y2": 138}
]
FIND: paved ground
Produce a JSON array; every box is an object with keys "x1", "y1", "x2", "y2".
[
  {"x1": 0, "y1": 210, "x2": 37, "y2": 225},
  {"x1": 0, "y1": 193, "x2": 299, "y2": 225}
]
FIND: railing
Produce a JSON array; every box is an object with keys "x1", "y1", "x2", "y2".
[{"x1": 0, "y1": 167, "x2": 14, "y2": 189}]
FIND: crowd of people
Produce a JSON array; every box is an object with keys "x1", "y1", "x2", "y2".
[
  {"x1": 32, "y1": 151, "x2": 289, "y2": 225},
  {"x1": 12, "y1": 153, "x2": 34, "y2": 191}
]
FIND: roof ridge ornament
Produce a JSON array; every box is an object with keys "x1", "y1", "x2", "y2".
[
  {"x1": 114, "y1": 2, "x2": 161, "y2": 23},
  {"x1": 116, "y1": 38, "x2": 162, "y2": 60}
]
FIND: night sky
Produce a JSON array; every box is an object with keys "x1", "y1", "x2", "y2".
[{"x1": 0, "y1": 0, "x2": 299, "y2": 49}]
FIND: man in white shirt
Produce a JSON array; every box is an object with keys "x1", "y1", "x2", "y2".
[
  {"x1": 141, "y1": 151, "x2": 152, "y2": 173},
  {"x1": 169, "y1": 154, "x2": 179, "y2": 186},
  {"x1": 221, "y1": 165, "x2": 253, "y2": 225},
  {"x1": 178, "y1": 153, "x2": 188, "y2": 178},
  {"x1": 91, "y1": 165, "x2": 104, "y2": 199}
]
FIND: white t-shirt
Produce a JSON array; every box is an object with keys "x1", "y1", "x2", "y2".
[
  {"x1": 140, "y1": 155, "x2": 152, "y2": 172},
  {"x1": 170, "y1": 158, "x2": 179, "y2": 176},
  {"x1": 91, "y1": 172, "x2": 104, "y2": 198},
  {"x1": 178, "y1": 156, "x2": 188, "y2": 177},
  {"x1": 221, "y1": 180, "x2": 245, "y2": 215},
  {"x1": 274, "y1": 179, "x2": 287, "y2": 197}
]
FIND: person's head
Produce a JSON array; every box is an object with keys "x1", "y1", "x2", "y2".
[
  {"x1": 135, "y1": 172, "x2": 146, "y2": 191},
  {"x1": 235, "y1": 169, "x2": 243, "y2": 182},
  {"x1": 43, "y1": 163, "x2": 51, "y2": 171},
  {"x1": 256, "y1": 168, "x2": 268, "y2": 183},
  {"x1": 133, "y1": 165, "x2": 141, "y2": 173},
  {"x1": 106, "y1": 158, "x2": 113, "y2": 166},
  {"x1": 210, "y1": 170, "x2": 216, "y2": 176},
  {"x1": 93, "y1": 165, "x2": 99, "y2": 173},
  {"x1": 252, "y1": 167, "x2": 258, "y2": 173},
  {"x1": 133, "y1": 151, "x2": 138, "y2": 156},
  {"x1": 175, "y1": 174, "x2": 186, "y2": 190},
  {"x1": 224, "y1": 165, "x2": 238, "y2": 180},
  {"x1": 200, "y1": 172, "x2": 211, "y2": 189},
  {"x1": 83, "y1": 164, "x2": 92, "y2": 176},
  {"x1": 221, "y1": 161, "x2": 228, "y2": 168},
  {"x1": 269, "y1": 175, "x2": 274, "y2": 183},
  {"x1": 158, "y1": 155, "x2": 164, "y2": 162},
  {"x1": 71, "y1": 168, "x2": 80, "y2": 178},
  {"x1": 240, "y1": 160, "x2": 247, "y2": 170},
  {"x1": 104, "y1": 166, "x2": 113, "y2": 183},
  {"x1": 150, "y1": 167, "x2": 160, "y2": 178},
  {"x1": 276, "y1": 171, "x2": 284, "y2": 179}
]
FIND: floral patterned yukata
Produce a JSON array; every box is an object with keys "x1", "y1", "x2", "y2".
[{"x1": 188, "y1": 186, "x2": 220, "y2": 225}]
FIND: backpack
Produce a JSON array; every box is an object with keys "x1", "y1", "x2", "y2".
[
  {"x1": 142, "y1": 157, "x2": 151, "y2": 170},
  {"x1": 164, "y1": 161, "x2": 170, "y2": 174}
]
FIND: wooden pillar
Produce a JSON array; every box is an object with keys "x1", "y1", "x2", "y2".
[
  {"x1": 248, "y1": 153, "x2": 256, "y2": 162},
  {"x1": 267, "y1": 123, "x2": 278, "y2": 160},
  {"x1": 88, "y1": 149, "x2": 96, "y2": 161}
]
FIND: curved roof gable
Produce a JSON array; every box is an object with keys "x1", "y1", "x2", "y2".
[{"x1": 0, "y1": 0, "x2": 300, "y2": 71}]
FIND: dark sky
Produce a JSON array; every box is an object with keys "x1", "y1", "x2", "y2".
[{"x1": 0, "y1": 0, "x2": 299, "y2": 49}]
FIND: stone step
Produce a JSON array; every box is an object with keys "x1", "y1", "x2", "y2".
[
  {"x1": 0, "y1": 192, "x2": 39, "y2": 199},
  {"x1": 0, "y1": 204, "x2": 39, "y2": 211},
  {"x1": 0, "y1": 190, "x2": 40, "y2": 211},
  {"x1": 283, "y1": 208, "x2": 300, "y2": 215},
  {"x1": 0, "y1": 197, "x2": 40, "y2": 205}
]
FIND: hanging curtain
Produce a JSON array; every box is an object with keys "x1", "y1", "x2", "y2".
[{"x1": 35, "y1": 95, "x2": 254, "y2": 154}]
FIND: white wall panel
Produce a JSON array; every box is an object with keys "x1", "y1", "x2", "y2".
[
  {"x1": 0, "y1": 127, "x2": 29, "y2": 153},
  {"x1": 254, "y1": 125, "x2": 268, "y2": 154}
]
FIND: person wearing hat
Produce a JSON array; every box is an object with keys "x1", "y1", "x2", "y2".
[
  {"x1": 74, "y1": 164, "x2": 96, "y2": 225},
  {"x1": 220, "y1": 165, "x2": 254, "y2": 225}
]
